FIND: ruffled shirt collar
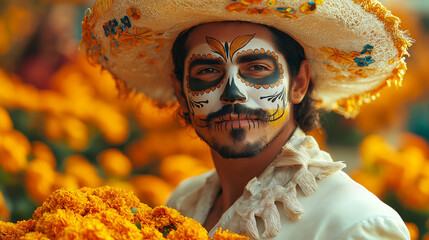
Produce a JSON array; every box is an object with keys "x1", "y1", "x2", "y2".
[{"x1": 172, "y1": 128, "x2": 346, "y2": 239}]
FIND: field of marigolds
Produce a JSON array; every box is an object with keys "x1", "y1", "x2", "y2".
[{"x1": 0, "y1": 0, "x2": 429, "y2": 239}]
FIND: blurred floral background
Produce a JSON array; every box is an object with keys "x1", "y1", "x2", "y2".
[{"x1": 0, "y1": 0, "x2": 428, "y2": 239}]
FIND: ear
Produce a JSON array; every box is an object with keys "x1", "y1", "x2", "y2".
[
  {"x1": 170, "y1": 71, "x2": 190, "y2": 113},
  {"x1": 290, "y1": 60, "x2": 311, "y2": 104}
]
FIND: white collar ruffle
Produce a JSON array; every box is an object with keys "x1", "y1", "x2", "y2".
[{"x1": 173, "y1": 128, "x2": 346, "y2": 239}]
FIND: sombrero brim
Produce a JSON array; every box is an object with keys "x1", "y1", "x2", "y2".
[{"x1": 81, "y1": 0, "x2": 412, "y2": 118}]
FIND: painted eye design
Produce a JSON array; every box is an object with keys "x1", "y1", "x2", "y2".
[
  {"x1": 197, "y1": 67, "x2": 221, "y2": 75},
  {"x1": 246, "y1": 64, "x2": 271, "y2": 72}
]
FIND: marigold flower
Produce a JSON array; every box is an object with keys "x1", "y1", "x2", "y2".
[
  {"x1": 0, "y1": 107, "x2": 13, "y2": 131},
  {"x1": 349, "y1": 170, "x2": 386, "y2": 198},
  {"x1": 160, "y1": 154, "x2": 211, "y2": 186},
  {"x1": 97, "y1": 148, "x2": 132, "y2": 178},
  {"x1": 51, "y1": 173, "x2": 79, "y2": 192},
  {"x1": 0, "y1": 220, "x2": 36, "y2": 239},
  {"x1": 2, "y1": 186, "x2": 246, "y2": 239},
  {"x1": 131, "y1": 175, "x2": 174, "y2": 207},
  {"x1": 0, "y1": 130, "x2": 30, "y2": 173},
  {"x1": 0, "y1": 191, "x2": 10, "y2": 222},
  {"x1": 213, "y1": 228, "x2": 250, "y2": 240},
  {"x1": 31, "y1": 141, "x2": 56, "y2": 168},
  {"x1": 64, "y1": 155, "x2": 103, "y2": 188},
  {"x1": 167, "y1": 217, "x2": 209, "y2": 240},
  {"x1": 25, "y1": 158, "x2": 56, "y2": 204},
  {"x1": 405, "y1": 222, "x2": 419, "y2": 240}
]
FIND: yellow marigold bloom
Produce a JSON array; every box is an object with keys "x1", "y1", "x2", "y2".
[
  {"x1": 32, "y1": 141, "x2": 56, "y2": 168},
  {"x1": 133, "y1": 95, "x2": 177, "y2": 129},
  {"x1": 91, "y1": 102, "x2": 129, "y2": 145},
  {"x1": 405, "y1": 222, "x2": 419, "y2": 240},
  {"x1": 141, "y1": 225, "x2": 165, "y2": 239},
  {"x1": 152, "y1": 206, "x2": 186, "y2": 232},
  {"x1": 104, "y1": 179, "x2": 136, "y2": 193},
  {"x1": 97, "y1": 148, "x2": 132, "y2": 178},
  {"x1": 0, "y1": 191, "x2": 10, "y2": 222},
  {"x1": 349, "y1": 170, "x2": 386, "y2": 198},
  {"x1": 25, "y1": 158, "x2": 56, "y2": 204},
  {"x1": 0, "y1": 130, "x2": 30, "y2": 173},
  {"x1": 64, "y1": 155, "x2": 103, "y2": 188},
  {"x1": 0, "y1": 107, "x2": 13, "y2": 131},
  {"x1": 213, "y1": 228, "x2": 250, "y2": 240},
  {"x1": 160, "y1": 154, "x2": 211, "y2": 186},
  {"x1": 0, "y1": 220, "x2": 36, "y2": 239},
  {"x1": 20, "y1": 231, "x2": 50, "y2": 240},
  {"x1": 131, "y1": 175, "x2": 174, "y2": 207},
  {"x1": 167, "y1": 217, "x2": 209, "y2": 240},
  {"x1": 51, "y1": 173, "x2": 79, "y2": 192},
  {"x1": 2, "y1": 186, "x2": 247, "y2": 239},
  {"x1": 359, "y1": 134, "x2": 395, "y2": 168}
]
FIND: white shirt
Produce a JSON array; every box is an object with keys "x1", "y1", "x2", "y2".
[{"x1": 167, "y1": 128, "x2": 410, "y2": 240}]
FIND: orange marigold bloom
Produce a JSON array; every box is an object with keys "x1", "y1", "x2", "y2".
[
  {"x1": 160, "y1": 154, "x2": 211, "y2": 186},
  {"x1": 405, "y1": 222, "x2": 419, "y2": 240},
  {"x1": 64, "y1": 155, "x2": 103, "y2": 188},
  {"x1": 97, "y1": 148, "x2": 132, "y2": 178},
  {"x1": 213, "y1": 227, "x2": 250, "y2": 240},
  {"x1": 0, "y1": 130, "x2": 30, "y2": 173},
  {"x1": 131, "y1": 175, "x2": 174, "y2": 207},
  {"x1": 31, "y1": 141, "x2": 56, "y2": 168},
  {"x1": 167, "y1": 217, "x2": 209, "y2": 240},
  {"x1": 25, "y1": 158, "x2": 56, "y2": 204},
  {"x1": 0, "y1": 191, "x2": 10, "y2": 222},
  {"x1": 0, "y1": 107, "x2": 13, "y2": 131},
  {"x1": 0, "y1": 220, "x2": 36, "y2": 239}
]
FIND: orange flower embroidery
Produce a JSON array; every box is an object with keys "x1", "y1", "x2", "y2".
[
  {"x1": 240, "y1": 0, "x2": 263, "y2": 5},
  {"x1": 319, "y1": 47, "x2": 360, "y2": 65},
  {"x1": 226, "y1": 2, "x2": 248, "y2": 12},
  {"x1": 118, "y1": 27, "x2": 154, "y2": 47},
  {"x1": 246, "y1": 8, "x2": 272, "y2": 15},
  {"x1": 126, "y1": 7, "x2": 141, "y2": 20}
]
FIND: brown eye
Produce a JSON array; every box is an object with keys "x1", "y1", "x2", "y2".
[
  {"x1": 197, "y1": 68, "x2": 220, "y2": 75},
  {"x1": 191, "y1": 66, "x2": 224, "y2": 82},
  {"x1": 247, "y1": 64, "x2": 270, "y2": 72},
  {"x1": 241, "y1": 63, "x2": 274, "y2": 78}
]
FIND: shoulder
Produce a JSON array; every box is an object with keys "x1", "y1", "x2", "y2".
[{"x1": 283, "y1": 171, "x2": 410, "y2": 239}]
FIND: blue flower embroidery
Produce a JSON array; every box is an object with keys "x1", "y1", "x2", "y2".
[
  {"x1": 354, "y1": 56, "x2": 375, "y2": 67},
  {"x1": 360, "y1": 44, "x2": 374, "y2": 55}
]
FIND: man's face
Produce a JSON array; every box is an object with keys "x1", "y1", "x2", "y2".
[{"x1": 183, "y1": 22, "x2": 293, "y2": 158}]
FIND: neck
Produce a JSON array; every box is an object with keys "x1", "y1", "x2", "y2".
[{"x1": 211, "y1": 122, "x2": 297, "y2": 212}]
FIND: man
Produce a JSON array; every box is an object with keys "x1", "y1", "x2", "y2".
[{"x1": 81, "y1": 0, "x2": 412, "y2": 239}]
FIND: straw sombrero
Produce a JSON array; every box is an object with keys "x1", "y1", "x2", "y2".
[{"x1": 80, "y1": 0, "x2": 412, "y2": 118}]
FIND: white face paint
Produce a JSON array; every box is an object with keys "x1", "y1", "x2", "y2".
[{"x1": 183, "y1": 22, "x2": 293, "y2": 158}]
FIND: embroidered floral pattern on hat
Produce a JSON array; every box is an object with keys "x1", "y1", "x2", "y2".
[
  {"x1": 315, "y1": 44, "x2": 377, "y2": 81},
  {"x1": 227, "y1": 0, "x2": 321, "y2": 16},
  {"x1": 81, "y1": 11, "x2": 108, "y2": 65},
  {"x1": 102, "y1": 8, "x2": 166, "y2": 60},
  {"x1": 275, "y1": 7, "x2": 298, "y2": 18},
  {"x1": 300, "y1": 0, "x2": 324, "y2": 14}
]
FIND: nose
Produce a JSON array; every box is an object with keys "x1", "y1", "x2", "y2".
[{"x1": 220, "y1": 76, "x2": 247, "y2": 104}]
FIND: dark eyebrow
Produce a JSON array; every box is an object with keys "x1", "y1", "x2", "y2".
[
  {"x1": 189, "y1": 58, "x2": 224, "y2": 70},
  {"x1": 236, "y1": 53, "x2": 276, "y2": 64}
]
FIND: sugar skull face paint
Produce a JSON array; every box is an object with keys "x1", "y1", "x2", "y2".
[{"x1": 183, "y1": 22, "x2": 292, "y2": 158}]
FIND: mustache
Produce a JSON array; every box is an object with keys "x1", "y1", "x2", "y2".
[{"x1": 204, "y1": 104, "x2": 270, "y2": 123}]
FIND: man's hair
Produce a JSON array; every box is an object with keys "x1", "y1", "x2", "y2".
[{"x1": 171, "y1": 22, "x2": 319, "y2": 132}]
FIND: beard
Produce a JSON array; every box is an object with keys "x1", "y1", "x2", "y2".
[
  {"x1": 191, "y1": 103, "x2": 289, "y2": 159},
  {"x1": 195, "y1": 120, "x2": 288, "y2": 159}
]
